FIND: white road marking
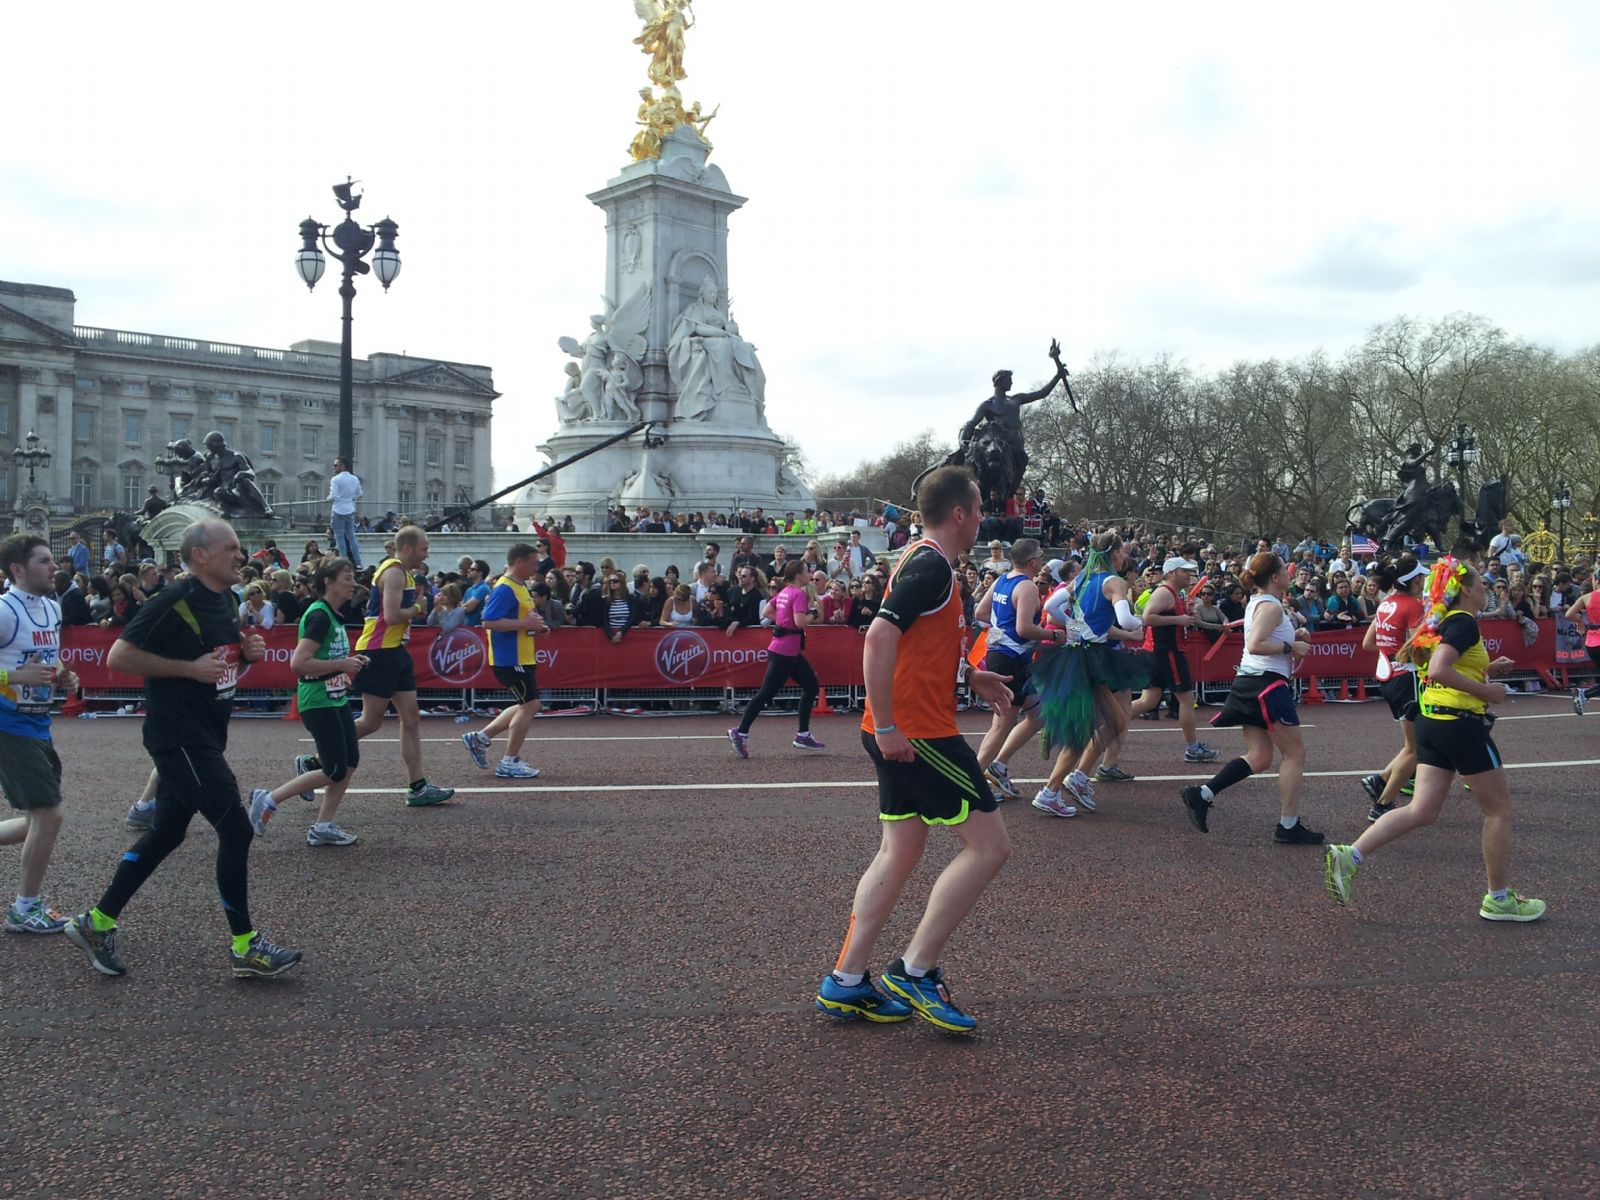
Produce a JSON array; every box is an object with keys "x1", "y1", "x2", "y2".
[
  {"x1": 332, "y1": 724, "x2": 1317, "y2": 744},
  {"x1": 341, "y1": 757, "x2": 1600, "y2": 795}
]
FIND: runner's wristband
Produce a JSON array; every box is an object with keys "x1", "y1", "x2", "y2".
[
  {"x1": 0, "y1": 668, "x2": 7, "y2": 687},
  {"x1": 873, "y1": 724, "x2": 897, "y2": 735}
]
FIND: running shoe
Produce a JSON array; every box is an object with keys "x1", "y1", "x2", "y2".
[
  {"x1": 1183, "y1": 742, "x2": 1221, "y2": 763},
  {"x1": 1064, "y1": 771, "x2": 1097, "y2": 812},
  {"x1": 1095, "y1": 764, "x2": 1137, "y2": 783},
  {"x1": 727, "y1": 728, "x2": 749, "y2": 759},
  {"x1": 306, "y1": 822, "x2": 358, "y2": 847},
  {"x1": 1367, "y1": 801, "x2": 1396, "y2": 824},
  {"x1": 248, "y1": 788, "x2": 277, "y2": 837},
  {"x1": 1574, "y1": 688, "x2": 1588, "y2": 717},
  {"x1": 1030, "y1": 787, "x2": 1077, "y2": 818},
  {"x1": 495, "y1": 757, "x2": 542, "y2": 779},
  {"x1": 880, "y1": 959, "x2": 977, "y2": 1033},
  {"x1": 292, "y1": 755, "x2": 318, "y2": 802},
  {"x1": 1479, "y1": 890, "x2": 1547, "y2": 922},
  {"x1": 1180, "y1": 785, "x2": 1211, "y2": 833},
  {"x1": 793, "y1": 732, "x2": 826, "y2": 751},
  {"x1": 405, "y1": 781, "x2": 455, "y2": 806},
  {"x1": 230, "y1": 933, "x2": 303, "y2": 978},
  {"x1": 1324, "y1": 844, "x2": 1359, "y2": 906},
  {"x1": 461, "y1": 731, "x2": 491, "y2": 770},
  {"x1": 65, "y1": 913, "x2": 126, "y2": 976},
  {"x1": 1399, "y1": 779, "x2": 1415, "y2": 797},
  {"x1": 5, "y1": 902, "x2": 67, "y2": 934},
  {"x1": 1359, "y1": 773, "x2": 1385, "y2": 803},
  {"x1": 1273, "y1": 820, "x2": 1325, "y2": 845},
  {"x1": 815, "y1": 972, "x2": 913, "y2": 1022},
  {"x1": 125, "y1": 803, "x2": 155, "y2": 832},
  {"x1": 986, "y1": 761, "x2": 1020, "y2": 800}
]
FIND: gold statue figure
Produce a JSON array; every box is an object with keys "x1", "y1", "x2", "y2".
[
  {"x1": 628, "y1": 86, "x2": 692, "y2": 161},
  {"x1": 633, "y1": 0, "x2": 694, "y2": 90}
]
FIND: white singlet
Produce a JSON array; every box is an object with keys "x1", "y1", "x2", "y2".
[{"x1": 1237, "y1": 593, "x2": 1295, "y2": 677}]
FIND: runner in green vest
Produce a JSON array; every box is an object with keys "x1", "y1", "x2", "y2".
[{"x1": 247, "y1": 558, "x2": 370, "y2": 847}]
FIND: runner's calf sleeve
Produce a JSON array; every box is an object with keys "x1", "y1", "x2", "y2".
[{"x1": 1206, "y1": 757, "x2": 1255, "y2": 797}]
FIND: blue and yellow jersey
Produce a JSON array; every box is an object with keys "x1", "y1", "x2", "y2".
[
  {"x1": 356, "y1": 557, "x2": 415, "y2": 651},
  {"x1": 483, "y1": 575, "x2": 536, "y2": 666}
]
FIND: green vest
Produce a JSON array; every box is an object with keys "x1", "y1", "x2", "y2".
[{"x1": 297, "y1": 599, "x2": 352, "y2": 711}]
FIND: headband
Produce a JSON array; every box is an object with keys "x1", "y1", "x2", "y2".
[{"x1": 1396, "y1": 563, "x2": 1429, "y2": 585}]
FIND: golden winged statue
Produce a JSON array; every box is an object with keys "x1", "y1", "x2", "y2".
[{"x1": 633, "y1": 0, "x2": 694, "y2": 90}]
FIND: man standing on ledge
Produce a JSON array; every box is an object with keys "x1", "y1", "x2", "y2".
[
  {"x1": 349, "y1": 525, "x2": 455, "y2": 806},
  {"x1": 816, "y1": 466, "x2": 1015, "y2": 1033},
  {"x1": 327, "y1": 456, "x2": 363, "y2": 566},
  {"x1": 65, "y1": 519, "x2": 301, "y2": 979}
]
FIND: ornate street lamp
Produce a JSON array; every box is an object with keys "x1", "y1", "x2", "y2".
[
  {"x1": 1552, "y1": 480, "x2": 1572, "y2": 563},
  {"x1": 295, "y1": 178, "x2": 401, "y2": 471},
  {"x1": 13, "y1": 430, "x2": 50, "y2": 487},
  {"x1": 1445, "y1": 423, "x2": 1477, "y2": 499},
  {"x1": 154, "y1": 445, "x2": 189, "y2": 497}
]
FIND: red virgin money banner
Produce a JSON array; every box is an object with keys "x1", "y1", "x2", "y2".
[{"x1": 60, "y1": 625, "x2": 871, "y2": 691}]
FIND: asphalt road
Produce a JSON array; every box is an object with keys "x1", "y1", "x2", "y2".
[{"x1": 3, "y1": 695, "x2": 1596, "y2": 1199}]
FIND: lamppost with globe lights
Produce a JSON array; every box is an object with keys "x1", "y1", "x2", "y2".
[
  {"x1": 13, "y1": 430, "x2": 50, "y2": 489},
  {"x1": 1445, "y1": 423, "x2": 1478, "y2": 501},
  {"x1": 11, "y1": 430, "x2": 51, "y2": 535},
  {"x1": 1553, "y1": 480, "x2": 1572, "y2": 563},
  {"x1": 295, "y1": 179, "x2": 400, "y2": 472}
]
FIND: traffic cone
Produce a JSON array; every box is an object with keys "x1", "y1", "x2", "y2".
[
  {"x1": 1302, "y1": 677, "x2": 1325, "y2": 704},
  {"x1": 812, "y1": 689, "x2": 835, "y2": 717},
  {"x1": 281, "y1": 693, "x2": 299, "y2": 721},
  {"x1": 1336, "y1": 678, "x2": 1352, "y2": 702},
  {"x1": 60, "y1": 690, "x2": 85, "y2": 718},
  {"x1": 1353, "y1": 676, "x2": 1369, "y2": 702}
]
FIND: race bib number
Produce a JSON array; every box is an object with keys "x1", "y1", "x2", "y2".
[
  {"x1": 325, "y1": 673, "x2": 351, "y2": 700},
  {"x1": 216, "y1": 644, "x2": 240, "y2": 699},
  {"x1": 11, "y1": 651, "x2": 55, "y2": 714}
]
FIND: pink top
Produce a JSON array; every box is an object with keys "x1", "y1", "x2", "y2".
[
  {"x1": 1586, "y1": 591, "x2": 1600, "y2": 648},
  {"x1": 768, "y1": 586, "x2": 808, "y2": 656}
]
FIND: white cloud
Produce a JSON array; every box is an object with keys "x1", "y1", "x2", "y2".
[{"x1": 2, "y1": 0, "x2": 1597, "y2": 492}]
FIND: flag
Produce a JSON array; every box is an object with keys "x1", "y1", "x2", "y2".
[{"x1": 1350, "y1": 535, "x2": 1378, "y2": 557}]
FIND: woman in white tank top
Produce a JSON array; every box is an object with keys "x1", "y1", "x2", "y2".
[{"x1": 1179, "y1": 552, "x2": 1323, "y2": 844}]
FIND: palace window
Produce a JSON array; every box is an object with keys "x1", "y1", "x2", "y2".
[
  {"x1": 260, "y1": 481, "x2": 277, "y2": 509},
  {"x1": 123, "y1": 412, "x2": 142, "y2": 446},
  {"x1": 74, "y1": 472, "x2": 94, "y2": 508},
  {"x1": 302, "y1": 427, "x2": 319, "y2": 458},
  {"x1": 261, "y1": 424, "x2": 277, "y2": 454},
  {"x1": 171, "y1": 415, "x2": 190, "y2": 442},
  {"x1": 123, "y1": 472, "x2": 144, "y2": 510},
  {"x1": 74, "y1": 410, "x2": 94, "y2": 442},
  {"x1": 454, "y1": 439, "x2": 469, "y2": 469},
  {"x1": 398, "y1": 432, "x2": 415, "y2": 466},
  {"x1": 426, "y1": 436, "x2": 443, "y2": 468}
]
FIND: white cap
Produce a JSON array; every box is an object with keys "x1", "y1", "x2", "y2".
[
  {"x1": 1397, "y1": 562, "x2": 1429, "y2": 584},
  {"x1": 1047, "y1": 558, "x2": 1067, "y2": 582},
  {"x1": 1163, "y1": 556, "x2": 1198, "y2": 574}
]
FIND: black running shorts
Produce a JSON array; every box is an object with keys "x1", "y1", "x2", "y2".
[
  {"x1": 1211, "y1": 671, "x2": 1299, "y2": 730},
  {"x1": 1149, "y1": 647, "x2": 1194, "y2": 692},
  {"x1": 983, "y1": 648, "x2": 1035, "y2": 705},
  {"x1": 860, "y1": 730, "x2": 996, "y2": 826},
  {"x1": 0, "y1": 730, "x2": 62, "y2": 811},
  {"x1": 1381, "y1": 671, "x2": 1420, "y2": 723},
  {"x1": 352, "y1": 646, "x2": 416, "y2": 699},
  {"x1": 492, "y1": 664, "x2": 538, "y2": 706},
  {"x1": 1416, "y1": 714, "x2": 1502, "y2": 777}
]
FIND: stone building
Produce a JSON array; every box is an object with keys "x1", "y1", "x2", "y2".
[{"x1": 0, "y1": 279, "x2": 497, "y2": 527}]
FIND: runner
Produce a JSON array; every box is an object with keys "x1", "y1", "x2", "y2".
[
  {"x1": 1568, "y1": 583, "x2": 1600, "y2": 715},
  {"x1": 1326, "y1": 558, "x2": 1545, "y2": 921},
  {"x1": 461, "y1": 543, "x2": 549, "y2": 778},
  {"x1": 1029, "y1": 532, "x2": 1150, "y2": 817},
  {"x1": 815, "y1": 466, "x2": 1014, "y2": 1033},
  {"x1": 0, "y1": 535, "x2": 78, "y2": 934},
  {"x1": 1358, "y1": 555, "x2": 1429, "y2": 821},
  {"x1": 1127, "y1": 555, "x2": 1220, "y2": 764},
  {"x1": 1179, "y1": 551, "x2": 1325, "y2": 844},
  {"x1": 972, "y1": 538, "x2": 1062, "y2": 802},
  {"x1": 728, "y1": 559, "x2": 825, "y2": 757},
  {"x1": 350, "y1": 525, "x2": 455, "y2": 807},
  {"x1": 64, "y1": 518, "x2": 301, "y2": 979},
  {"x1": 248, "y1": 557, "x2": 369, "y2": 846}
]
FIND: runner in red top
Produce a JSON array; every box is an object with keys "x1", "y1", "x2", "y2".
[
  {"x1": 1358, "y1": 554, "x2": 1430, "y2": 821},
  {"x1": 1128, "y1": 556, "x2": 1219, "y2": 765},
  {"x1": 815, "y1": 467, "x2": 1015, "y2": 1035},
  {"x1": 1567, "y1": 585, "x2": 1600, "y2": 715}
]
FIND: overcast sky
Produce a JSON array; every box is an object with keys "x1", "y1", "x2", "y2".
[{"x1": 5, "y1": 1, "x2": 1598, "y2": 489}]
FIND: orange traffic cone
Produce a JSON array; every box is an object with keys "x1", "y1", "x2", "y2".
[
  {"x1": 1336, "y1": 678, "x2": 1352, "y2": 702},
  {"x1": 281, "y1": 693, "x2": 299, "y2": 721},
  {"x1": 60, "y1": 690, "x2": 85, "y2": 718},
  {"x1": 1301, "y1": 677, "x2": 1325, "y2": 704},
  {"x1": 812, "y1": 689, "x2": 835, "y2": 717},
  {"x1": 1353, "y1": 676, "x2": 1369, "y2": 702}
]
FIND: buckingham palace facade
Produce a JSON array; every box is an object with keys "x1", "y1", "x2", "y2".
[{"x1": 0, "y1": 279, "x2": 497, "y2": 527}]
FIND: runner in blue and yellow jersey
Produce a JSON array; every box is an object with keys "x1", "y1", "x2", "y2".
[{"x1": 460, "y1": 544, "x2": 549, "y2": 780}]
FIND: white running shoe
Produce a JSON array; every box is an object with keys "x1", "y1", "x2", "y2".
[
  {"x1": 1031, "y1": 787, "x2": 1078, "y2": 818},
  {"x1": 306, "y1": 822, "x2": 358, "y2": 847},
  {"x1": 1064, "y1": 770, "x2": 1097, "y2": 812},
  {"x1": 494, "y1": 756, "x2": 542, "y2": 779},
  {"x1": 985, "y1": 761, "x2": 1020, "y2": 800},
  {"x1": 248, "y1": 788, "x2": 277, "y2": 837},
  {"x1": 1574, "y1": 688, "x2": 1588, "y2": 718},
  {"x1": 462, "y1": 731, "x2": 491, "y2": 769}
]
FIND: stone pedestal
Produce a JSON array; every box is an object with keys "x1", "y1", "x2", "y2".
[
  {"x1": 526, "y1": 127, "x2": 814, "y2": 530},
  {"x1": 141, "y1": 501, "x2": 289, "y2": 557}
]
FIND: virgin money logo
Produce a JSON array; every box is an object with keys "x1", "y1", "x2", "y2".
[
  {"x1": 656, "y1": 630, "x2": 709, "y2": 684},
  {"x1": 430, "y1": 628, "x2": 486, "y2": 685}
]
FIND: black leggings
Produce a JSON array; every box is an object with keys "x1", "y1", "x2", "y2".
[
  {"x1": 737, "y1": 651, "x2": 819, "y2": 734},
  {"x1": 1583, "y1": 645, "x2": 1600, "y2": 699},
  {"x1": 301, "y1": 704, "x2": 361, "y2": 782},
  {"x1": 98, "y1": 746, "x2": 254, "y2": 937}
]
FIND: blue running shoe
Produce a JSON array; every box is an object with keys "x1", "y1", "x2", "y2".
[
  {"x1": 815, "y1": 972, "x2": 912, "y2": 1022},
  {"x1": 880, "y1": 958, "x2": 978, "y2": 1033}
]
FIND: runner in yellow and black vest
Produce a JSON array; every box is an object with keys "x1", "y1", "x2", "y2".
[
  {"x1": 350, "y1": 525, "x2": 455, "y2": 806},
  {"x1": 1324, "y1": 561, "x2": 1546, "y2": 922}
]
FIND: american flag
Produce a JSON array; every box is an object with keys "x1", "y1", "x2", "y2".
[{"x1": 1350, "y1": 534, "x2": 1379, "y2": 556}]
